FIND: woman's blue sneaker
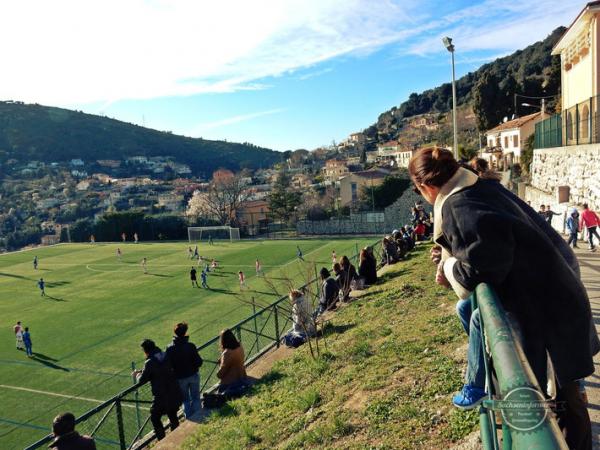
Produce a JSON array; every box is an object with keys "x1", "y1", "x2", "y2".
[{"x1": 452, "y1": 384, "x2": 486, "y2": 410}]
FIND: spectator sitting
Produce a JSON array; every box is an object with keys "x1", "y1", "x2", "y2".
[
  {"x1": 401, "y1": 226, "x2": 415, "y2": 251},
  {"x1": 333, "y1": 262, "x2": 350, "y2": 301},
  {"x1": 340, "y1": 255, "x2": 359, "y2": 290},
  {"x1": 358, "y1": 248, "x2": 377, "y2": 286},
  {"x1": 391, "y1": 230, "x2": 407, "y2": 259},
  {"x1": 382, "y1": 237, "x2": 400, "y2": 265},
  {"x1": 49, "y1": 412, "x2": 96, "y2": 450},
  {"x1": 317, "y1": 267, "x2": 340, "y2": 314},
  {"x1": 133, "y1": 339, "x2": 182, "y2": 440},
  {"x1": 216, "y1": 329, "x2": 248, "y2": 397},
  {"x1": 284, "y1": 290, "x2": 316, "y2": 347},
  {"x1": 165, "y1": 322, "x2": 203, "y2": 419}
]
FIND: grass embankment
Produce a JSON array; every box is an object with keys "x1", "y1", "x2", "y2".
[{"x1": 182, "y1": 244, "x2": 478, "y2": 450}]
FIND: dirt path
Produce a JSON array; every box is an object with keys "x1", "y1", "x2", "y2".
[{"x1": 576, "y1": 248, "x2": 600, "y2": 447}]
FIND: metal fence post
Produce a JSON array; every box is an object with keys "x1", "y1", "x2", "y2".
[
  {"x1": 252, "y1": 297, "x2": 259, "y2": 355},
  {"x1": 131, "y1": 362, "x2": 141, "y2": 430},
  {"x1": 115, "y1": 399, "x2": 126, "y2": 450},
  {"x1": 274, "y1": 305, "x2": 281, "y2": 347}
]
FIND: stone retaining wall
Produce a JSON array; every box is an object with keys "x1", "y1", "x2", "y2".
[{"x1": 530, "y1": 144, "x2": 600, "y2": 210}]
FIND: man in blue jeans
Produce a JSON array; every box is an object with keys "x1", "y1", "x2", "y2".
[{"x1": 166, "y1": 322, "x2": 203, "y2": 418}]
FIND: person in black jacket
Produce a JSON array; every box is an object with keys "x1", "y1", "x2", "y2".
[
  {"x1": 166, "y1": 322, "x2": 203, "y2": 418},
  {"x1": 133, "y1": 339, "x2": 182, "y2": 440},
  {"x1": 358, "y1": 248, "x2": 377, "y2": 286},
  {"x1": 317, "y1": 268, "x2": 339, "y2": 315},
  {"x1": 410, "y1": 146, "x2": 597, "y2": 450}
]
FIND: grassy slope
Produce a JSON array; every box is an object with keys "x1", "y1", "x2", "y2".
[
  {"x1": 182, "y1": 245, "x2": 478, "y2": 450},
  {"x1": 0, "y1": 238, "x2": 373, "y2": 449}
]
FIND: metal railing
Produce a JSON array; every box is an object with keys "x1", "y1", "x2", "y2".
[
  {"x1": 474, "y1": 284, "x2": 567, "y2": 449},
  {"x1": 535, "y1": 95, "x2": 600, "y2": 149},
  {"x1": 24, "y1": 240, "x2": 382, "y2": 450}
]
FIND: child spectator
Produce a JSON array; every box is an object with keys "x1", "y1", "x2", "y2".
[
  {"x1": 580, "y1": 203, "x2": 600, "y2": 251},
  {"x1": 567, "y1": 208, "x2": 580, "y2": 249}
]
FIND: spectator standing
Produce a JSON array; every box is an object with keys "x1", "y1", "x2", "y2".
[
  {"x1": 567, "y1": 208, "x2": 580, "y2": 249},
  {"x1": 216, "y1": 329, "x2": 248, "y2": 396},
  {"x1": 166, "y1": 323, "x2": 203, "y2": 418},
  {"x1": 580, "y1": 203, "x2": 600, "y2": 251},
  {"x1": 48, "y1": 412, "x2": 96, "y2": 450},
  {"x1": 543, "y1": 205, "x2": 560, "y2": 226},
  {"x1": 133, "y1": 339, "x2": 182, "y2": 440},
  {"x1": 14, "y1": 321, "x2": 24, "y2": 351},
  {"x1": 23, "y1": 327, "x2": 32, "y2": 357},
  {"x1": 358, "y1": 248, "x2": 377, "y2": 286},
  {"x1": 317, "y1": 267, "x2": 339, "y2": 314},
  {"x1": 134, "y1": 232, "x2": 139, "y2": 244}
]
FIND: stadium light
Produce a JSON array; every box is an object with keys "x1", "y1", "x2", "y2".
[{"x1": 442, "y1": 36, "x2": 458, "y2": 159}]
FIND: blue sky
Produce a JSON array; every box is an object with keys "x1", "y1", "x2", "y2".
[{"x1": 1, "y1": 0, "x2": 584, "y2": 151}]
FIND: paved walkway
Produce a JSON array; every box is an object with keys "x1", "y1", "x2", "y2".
[{"x1": 576, "y1": 247, "x2": 600, "y2": 447}]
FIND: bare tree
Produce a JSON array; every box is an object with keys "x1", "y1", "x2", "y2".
[{"x1": 186, "y1": 173, "x2": 249, "y2": 225}]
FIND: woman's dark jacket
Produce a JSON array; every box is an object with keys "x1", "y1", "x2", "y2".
[
  {"x1": 358, "y1": 257, "x2": 377, "y2": 285},
  {"x1": 320, "y1": 278, "x2": 339, "y2": 309},
  {"x1": 138, "y1": 349, "x2": 183, "y2": 410},
  {"x1": 437, "y1": 175, "x2": 596, "y2": 387}
]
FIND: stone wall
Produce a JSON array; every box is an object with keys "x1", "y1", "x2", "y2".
[
  {"x1": 530, "y1": 144, "x2": 600, "y2": 210},
  {"x1": 384, "y1": 188, "x2": 431, "y2": 231},
  {"x1": 297, "y1": 188, "x2": 431, "y2": 236}
]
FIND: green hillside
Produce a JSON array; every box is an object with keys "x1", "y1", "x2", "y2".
[
  {"x1": 182, "y1": 245, "x2": 477, "y2": 449},
  {"x1": 0, "y1": 102, "x2": 280, "y2": 178}
]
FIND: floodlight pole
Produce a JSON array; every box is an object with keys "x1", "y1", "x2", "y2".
[{"x1": 443, "y1": 37, "x2": 459, "y2": 159}]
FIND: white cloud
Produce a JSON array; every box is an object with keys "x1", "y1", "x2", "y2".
[
  {"x1": 0, "y1": 0, "x2": 583, "y2": 106},
  {"x1": 0, "y1": 0, "x2": 421, "y2": 105},
  {"x1": 189, "y1": 108, "x2": 286, "y2": 134},
  {"x1": 407, "y1": 0, "x2": 582, "y2": 55}
]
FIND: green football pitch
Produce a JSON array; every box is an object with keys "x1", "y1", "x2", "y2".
[{"x1": 0, "y1": 238, "x2": 375, "y2": 449}]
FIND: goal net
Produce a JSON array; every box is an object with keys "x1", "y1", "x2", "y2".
[{"x1": 188, "y1": 226, "x2": 240, "y2": 242}]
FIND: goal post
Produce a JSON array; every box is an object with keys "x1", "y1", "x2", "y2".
[{"x1": 188, "y1": 226, "x2": 240, "y2": 243}]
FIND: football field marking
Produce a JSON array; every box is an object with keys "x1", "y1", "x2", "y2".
[{"x1": 0, "y1": 384, "x2": 146, "y2": 410}]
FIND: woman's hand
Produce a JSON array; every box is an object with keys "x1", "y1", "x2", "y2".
[
  {"x1": 430, "y1": 245, "x2": 442, "y2": 265},
  {"x1": 435, "y1": 262, "x2": 450, "y2": 288}
]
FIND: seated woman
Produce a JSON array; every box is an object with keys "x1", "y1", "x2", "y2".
[
  {"x1": 316, "y1": 267, "x2": 340, "y2": 315},
  {"x1": 285, "y1": 290, "x2": 316, "y2": 347},
  {"x1": 216, "y1": 329, "x2": 248, "y2": 397},
  {"x1": 358, "y1": 248, "x2": 377, "y2": 286},
  {"x1": 340, "y1": 255, "x2": 359, "y2": 290},
  {"x1": 332, "y1": 262, "x2": 350, "y2": 301}
]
